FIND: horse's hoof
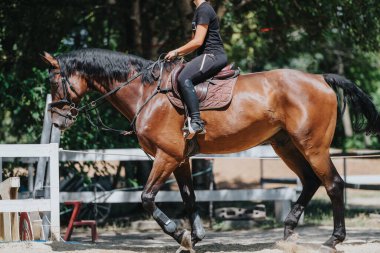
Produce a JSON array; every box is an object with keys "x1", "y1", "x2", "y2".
[
  {"x1": 276, "y1": 239, "x2": 298, "y2": 252},
  {"x1": 285, "y1": 232, "x2": 299, "y2": 242},
  {"x1": 176, "y1": 230, "x2": 194, "y2": 253},
  {"x1": 175, "y1": 247, "x2": 195, "y2": 253},
  {"x1": 319, "y1": 245, "x2": 337, "y2": 253}
]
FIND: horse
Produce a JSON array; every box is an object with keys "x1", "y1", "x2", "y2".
[{"x1": 42, "y1": 48, "x2": 380, "y2": 252}]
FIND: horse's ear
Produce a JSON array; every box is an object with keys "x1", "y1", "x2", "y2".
[{"x1": 41, "y1": 51, "x2": 59, "y2": 68}]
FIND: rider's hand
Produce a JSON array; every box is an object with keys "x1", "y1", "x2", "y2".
[{"x1": 165, "y1": 50, "x2": 178, "y2": 61}]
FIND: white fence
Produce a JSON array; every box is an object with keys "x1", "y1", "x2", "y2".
[
  {"x1": 0, "y1": 144, "x2": 60, "y2": 241},
  {"x1": 58, "y1": 148, "x2": 296, "y2": 222}
]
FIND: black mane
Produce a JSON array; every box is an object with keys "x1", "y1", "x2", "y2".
[{"x1": 56, "y1": 48, "x2": 175, "y2": 86}]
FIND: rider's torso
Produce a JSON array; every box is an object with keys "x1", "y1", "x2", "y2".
[{"x1": 192, "y1": 2, "x2": 225, "y2": 56}]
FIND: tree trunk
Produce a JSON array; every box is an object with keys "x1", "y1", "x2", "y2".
[
  {"x1": 177, "y1": 0, "x2": 193, "y2": 36},
  {"x1": 215, "y1": 0, "x2": 228, "y2": 21},
  {"x1": 337, "y1": 54, "x2": 353, "y2": 137},
  {"x1": 131, "y1": 0, "x2": 142, "y2": 54}
]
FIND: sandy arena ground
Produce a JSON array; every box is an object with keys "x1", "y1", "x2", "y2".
[{"x1": 1, "y1": 226, "x2": 380, "y2": 253}]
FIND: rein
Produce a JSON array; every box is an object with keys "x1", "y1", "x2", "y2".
[{"x1": 48, "y1": 56, "x2": 173, "y2": 135}]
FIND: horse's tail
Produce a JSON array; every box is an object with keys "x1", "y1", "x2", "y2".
[{"x1": 323, "y1": 73, "x2": 380, "y2": 135}]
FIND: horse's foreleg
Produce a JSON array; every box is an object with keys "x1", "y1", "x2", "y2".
[
  {"x1": 174, "y1": 159, "x2": 205, "y2": 247},
  {"x1": 141, "y1": 151, "x2": 190, "y2": 247}
]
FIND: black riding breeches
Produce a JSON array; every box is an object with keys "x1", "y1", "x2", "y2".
[
  {"x1": 178, "y1": 53, "x2": 228, "y2": 86},
  {"x1": 177, "y1": 54, "x2": 227, "y2": 116}
]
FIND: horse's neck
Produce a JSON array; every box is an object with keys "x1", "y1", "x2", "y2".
[
  {"x1": 92, "y1": 77, "x2": 147, "y2": 122},
  {"x1": 89, "y1": 62, "x2": 175, "y2": 122}
]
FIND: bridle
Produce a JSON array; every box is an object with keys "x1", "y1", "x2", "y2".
[
  {"x1": 48, "y1": 55, "x2": 174, "y2": 134},
  {"x1": 48, "y1": 69, "x2": 81, "y2": 121}
]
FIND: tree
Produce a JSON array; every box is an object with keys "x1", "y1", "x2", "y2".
[{"x1": 1, "y1": 0, "x2": 379, "y2": 149}]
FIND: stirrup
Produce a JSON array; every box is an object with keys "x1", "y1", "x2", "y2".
[{"x1": 183, "y1": 117, "x2": 206, "y2": 140}]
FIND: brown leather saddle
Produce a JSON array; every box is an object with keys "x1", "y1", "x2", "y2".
[{"x1": 164, "y1": 63, "x2": 240, "y2": 110}]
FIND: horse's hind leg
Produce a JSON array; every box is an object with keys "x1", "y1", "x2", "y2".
[
  {"x1": 271, "y1": 131, "x2": 321, "y2": 240},
  {"x1": 288, "y1": 134, "x2": 345, "y2": 250},
  {"x1": 304, "y1": 151, "x2": 345, "y2": 250},
  {"x1": 173, "y1": 159, "x2": 205, "y2": 246},
  {"x1": 141, "y1": 150, "x2": 191, "y2": 248}
]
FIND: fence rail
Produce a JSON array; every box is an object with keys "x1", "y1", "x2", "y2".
[
  {"x1": 60, "y1": 188, "x2": 296, "y2": 222},
  {"x1": 0, "y1": 143, "x2": 60, "y2": 241}
]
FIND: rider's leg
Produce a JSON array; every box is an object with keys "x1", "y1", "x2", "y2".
[
  {"x1": 178, "y1": 55, "x2": 207, "y2": 133},
  {"x1": 178, "y1": 53, "x2": 227, "y2": 134},
  {"x1": 179, "y1": 78, "x2": 205, "y2": 133}
]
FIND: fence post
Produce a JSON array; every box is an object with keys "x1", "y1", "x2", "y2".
[
  {"x1": 208, "y1": 161, "x2": 214, "y2": 229},
  {"x1": 44, "y1": 126, "x2": 61, "y2": 199},
  {"x1": 260, "y1": 159, "x2": 264, "y2": 188},
  {"x1": 343, "y1": 157, "x2": 347, "y2": 206},
  {"x1": 275, "y1": 200, "x2": 291, "y2": 222},
  {"x1": 0, "y1": 158, "x2": 2, "y2": 183},
  {"x1": 49, "y1": 143, "x2": 60, "y2": 241},
  {"x1": 34, "y1": 95, "x2": 53, "y2": 195},
  {"x1": 28, "y1": 164, "x2": 34, "y2": 193}
]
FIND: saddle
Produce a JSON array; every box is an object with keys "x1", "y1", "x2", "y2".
[{"x1": 164, "y1": 63, "x2": 240, "y2": 110}]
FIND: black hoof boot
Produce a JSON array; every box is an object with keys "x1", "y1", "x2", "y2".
[
  {"x1": 284, "y1": 225, "x2": 296, "y2": 241},
  {"x1": 320, "y1": 233, "x2": 345, "y2": 253}
]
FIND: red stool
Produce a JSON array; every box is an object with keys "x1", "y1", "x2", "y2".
[{"x1": 64, "y1": 201, "x2": 97, "y2": 242}]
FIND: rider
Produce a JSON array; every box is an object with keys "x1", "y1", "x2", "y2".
[{"x1": 165, "y1": 0, "x2": 227, "y2": 135}]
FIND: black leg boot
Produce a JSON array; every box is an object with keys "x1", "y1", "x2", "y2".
[{"x1": 180, "y1": 79, "x2": 206, "y2": 135}]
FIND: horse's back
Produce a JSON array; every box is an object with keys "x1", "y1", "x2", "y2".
[
  {"x1": 235, "y1": 68, "x2": 336, "y2": 109},
  {"x1": 237, "y1": 68, "x2": 331, "y2": 90},
  {"x1": 236, "y1": 68, "x2": 338, "y2": 141}
]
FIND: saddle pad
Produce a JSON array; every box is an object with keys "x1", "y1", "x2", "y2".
[{"x1": 166, "y1": 76, "x2": 238, "y2": 111}]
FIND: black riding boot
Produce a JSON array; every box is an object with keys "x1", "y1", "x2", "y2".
[{"x1": 180, "y1": 79, "x2": 205, "y2": 134}]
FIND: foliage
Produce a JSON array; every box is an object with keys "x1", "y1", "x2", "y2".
[
  {"x1": 0, "y1": 68, "x2": 47, "y2": 143},
  {"x1": 1, "y1": 0, "x2": 380, "y2": 149}
]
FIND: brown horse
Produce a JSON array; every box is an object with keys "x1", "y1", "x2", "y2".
[{"x1": 43, "y1": 48, "x2": 379, "y2": 252}]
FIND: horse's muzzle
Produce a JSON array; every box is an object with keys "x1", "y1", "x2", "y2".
[{"x1": 51, "y1": 110, "x2": 75, "y2": 130}]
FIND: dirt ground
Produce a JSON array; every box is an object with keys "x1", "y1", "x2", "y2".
[{"x1": 1, "y1": 226, "x2": 380, "y2": 253}]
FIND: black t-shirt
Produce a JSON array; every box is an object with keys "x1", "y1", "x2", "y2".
[{"x1": 192, "y1": 2, "x2": 225, "y2": 56}]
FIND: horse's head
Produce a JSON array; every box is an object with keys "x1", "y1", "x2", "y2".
[{"x1": 42, "y1": 52, "x2": 88, "y2": 130}]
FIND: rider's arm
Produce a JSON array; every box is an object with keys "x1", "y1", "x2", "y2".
[
  {"x1": 177, "y1": 24, "x2": 208, "y2": 56},
  {"x1": 165, "y1": 24, "x2": 208, "y2": 60}
]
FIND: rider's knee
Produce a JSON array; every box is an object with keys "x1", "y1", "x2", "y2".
[
  {"x1": 178, "y1": 76, "x2": 193, "y2": 90},
  {"x1": 184, "y1": 79, "x2": 194, "y2": 88}
]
